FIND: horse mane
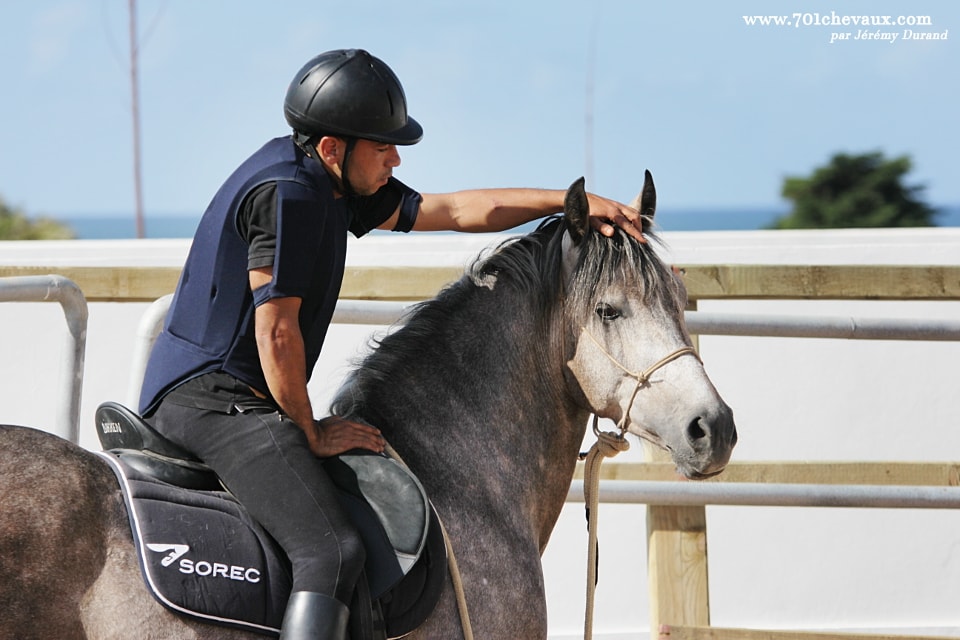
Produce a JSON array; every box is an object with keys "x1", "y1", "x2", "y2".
[
  {"x1": 467, "y1": 214, "x2": 676, "y2": 315},
  {"x1": 565, "y1": 218, "x2": 683, "y2": 318},
  {"x1": 331, "y1": 215, "x2": 680, "y2": 418},
  {"x1": 330, "y1": 219, "x2": 564, "y2": 418},
  {"x1": 467, "y1": 216, "x2": 566, "y2": 308}
]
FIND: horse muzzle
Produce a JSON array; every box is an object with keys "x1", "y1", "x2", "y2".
[{"x1": 670, "y1": 400, "x2": 738, "y2": 480}]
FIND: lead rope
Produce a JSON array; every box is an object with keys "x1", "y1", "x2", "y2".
[
  {"x1": 582, "y1": 417, "x2": 630, "y2": 640},
  {"x1": 579, "y1": 329, "x2": 700, "y2": 640},
  {"x1": 383, "y1": 442, "x2": 474, "y2": 640}
]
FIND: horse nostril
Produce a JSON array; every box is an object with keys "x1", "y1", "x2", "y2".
[{"x1": 687, "y1": 417, "x2": 707, "y2": 442}]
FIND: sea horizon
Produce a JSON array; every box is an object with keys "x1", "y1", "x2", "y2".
[{"x1": 39, "y1": 204, "x2": 960, "y2": 240}]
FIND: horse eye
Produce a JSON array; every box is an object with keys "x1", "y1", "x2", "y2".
[{"x1": 595, "y1": 303, "x2": 621, "y2": 321}]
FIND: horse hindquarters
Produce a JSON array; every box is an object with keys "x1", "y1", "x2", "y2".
[
  {"x1": 0, "y1": 426, "x2": 253, "y2": 640},
  {"x1": 0, "y1": 425, "x2": 123, "y2": 639}
]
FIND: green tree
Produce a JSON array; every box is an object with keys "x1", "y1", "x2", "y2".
[
  {"x1": 771, "y1": 151, "x2": 938, "y2": 229},
  {"x1": 0, "y1": 196, "x2": 74, "y2": 240}
]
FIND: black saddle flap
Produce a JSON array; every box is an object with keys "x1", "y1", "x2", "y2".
[{"x1": 321, "y1": 451, "x2": 432, "y2": 598}]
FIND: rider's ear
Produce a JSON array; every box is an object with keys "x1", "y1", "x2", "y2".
[{"x1": 563, "y1": 177, "x2": 589, "y2": 244}]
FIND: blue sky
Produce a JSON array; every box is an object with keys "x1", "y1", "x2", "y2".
[{"x1": 2, "y1": 1, "x2": 957, "y2": 219}]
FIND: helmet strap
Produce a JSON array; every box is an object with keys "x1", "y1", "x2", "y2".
[
  {"x1": 293, "y1": 132, "x2": 358, "y2": 197},
  {"x1": 339, "y1": 137, "x2": 359, "y2": 197},
  {"x1": 293, "y1": 131, "x2": 318, "y2": 157}
]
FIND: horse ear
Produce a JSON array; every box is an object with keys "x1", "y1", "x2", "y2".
[
  {"x1": 633, "y1": 169, "x2": 656, "y2": 220},
  {"x1": 563, "y1": 176, "x2": 589, "y2": 244},
  {"x1": 637, "y1": 169, "x2": 657, "y2": 220}
]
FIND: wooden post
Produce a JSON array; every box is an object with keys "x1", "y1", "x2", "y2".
[{"x1": 645, "y1": 299, "x2": 711, "y2": 632}]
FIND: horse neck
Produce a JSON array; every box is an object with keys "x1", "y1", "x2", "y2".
[
  {"x1": 342, "y1": 279, "x2": 589, "y2": 541},
  {"x1": 404, "y1": 292, "x2": 584, "y2": 456}
]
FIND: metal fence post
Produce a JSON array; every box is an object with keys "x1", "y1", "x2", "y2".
[{"x1": 0, "y1": 275, "x2": 87, "y2": 443}]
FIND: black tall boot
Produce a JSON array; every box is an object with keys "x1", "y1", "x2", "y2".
[{"x1": 279, "y1": 592, "x2": 350, "y2": 640}]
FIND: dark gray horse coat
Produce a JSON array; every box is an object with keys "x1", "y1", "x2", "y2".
[{"x1": 0, "y1": 175, "x2": 735, "y2": 639}]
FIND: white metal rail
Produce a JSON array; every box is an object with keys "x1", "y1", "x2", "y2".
[
  {"x1": 566, "y1": 479, "x2": 960, "y2": 509},
  {"x1": 0, "y1": 275, "x2": 87, "y2": 443},
  {"x1": 126, "y1": 297, "x2": 960, "y2": 406}
]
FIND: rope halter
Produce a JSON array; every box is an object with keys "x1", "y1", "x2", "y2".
[
  {"x1": 578, "y1": 326, "x2": 701, "y2": 640},
  {"x1": 580, "y1": 327, "x2": 701, "y2": 435}
]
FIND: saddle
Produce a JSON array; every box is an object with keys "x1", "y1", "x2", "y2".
[{"x1": 95, "y1": 401, "x2": 446, "y2": 639}]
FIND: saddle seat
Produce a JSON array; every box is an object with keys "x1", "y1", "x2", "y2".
[{"x1": 95, "y1": 401, "x2": 221, "y2": 490}]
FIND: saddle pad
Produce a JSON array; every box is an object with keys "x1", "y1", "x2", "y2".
[
  {"x1": 97, "y1": 448, "x2": 437, "y2": 636},
  {"x1": 97, "y1": 451, "x2": 290, "y2": 635}
]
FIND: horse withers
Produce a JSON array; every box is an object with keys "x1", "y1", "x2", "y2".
[{"x1": 0, "y1": 172, "x2": 735, "y2": 639}]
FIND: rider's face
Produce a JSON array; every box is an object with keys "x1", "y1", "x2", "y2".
[
  {"x1": 347, "y1": 139, "x2": 402, "y2": 196},
  {"x1": 318, "y1": 137, "x2": 402, "y2": 196}
]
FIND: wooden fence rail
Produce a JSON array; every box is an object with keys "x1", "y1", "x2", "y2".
[{"x1": 1, "y1": 264, "x2": 959, "y2": 302}]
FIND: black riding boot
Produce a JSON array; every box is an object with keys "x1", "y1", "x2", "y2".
[{"x1": 279, "y1": 592, "x2": 350, "y2": 640}]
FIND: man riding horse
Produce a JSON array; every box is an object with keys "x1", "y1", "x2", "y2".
[{"x1": 138, "y1": 48, "x2": 645, "y2": 639}]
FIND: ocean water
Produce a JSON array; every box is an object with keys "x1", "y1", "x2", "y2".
[{"x1": 57, "y1": 205, "x2": 960, "y2": 240}]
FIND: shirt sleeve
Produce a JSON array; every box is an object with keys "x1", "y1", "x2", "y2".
[
  {"x1": 237, "y1": 182, "x2": 279, "y2": 270},
  {"x1": 249, "y1": 179, "x2": 330, "y2": 307},
  {"x1": 347, "y1": 177, "x2": 422, "y2": 237}
]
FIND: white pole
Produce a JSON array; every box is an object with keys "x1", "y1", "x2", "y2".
[{"x1": 0, "y1": 276, "x2": 87, "y2": 442}]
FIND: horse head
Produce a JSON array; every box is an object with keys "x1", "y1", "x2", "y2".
[{"x1": 560, "y1": 172, "x2": 737, "y2": 478}]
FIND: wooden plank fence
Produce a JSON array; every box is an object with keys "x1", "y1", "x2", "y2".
[
  {"x1": 3, "y1": 262, "x2": 959, "y2": 638},
  {"x1": 574, "y1": 459, "x2": 960, "y2": 640},
  {"x1": 1, "y1": 264, "x2": 959, "y2": 302}
]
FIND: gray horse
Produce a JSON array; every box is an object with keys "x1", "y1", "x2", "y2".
[{"x1": 0, "y1": 174, "x2": 735, "y2": 639}]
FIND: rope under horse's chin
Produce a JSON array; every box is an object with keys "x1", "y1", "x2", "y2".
[{"x1": 579, "y1": 327, "x2": 700, "y2": 640}]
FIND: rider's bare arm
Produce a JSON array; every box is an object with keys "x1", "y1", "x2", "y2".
[
  {"x1": 250, "y1": 267, "x2": 383, "y2": 457},
  {"x1": 377, "y1": 188, "x2": 646, "y2": 242}
]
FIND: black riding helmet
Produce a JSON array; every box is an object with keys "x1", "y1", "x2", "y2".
[
  {"x1": 284, "y1": 49, "x2": 422, "y2": 145},
  {"x1": 284, "y1": 49, "x2": 421, "y2": 195}
]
